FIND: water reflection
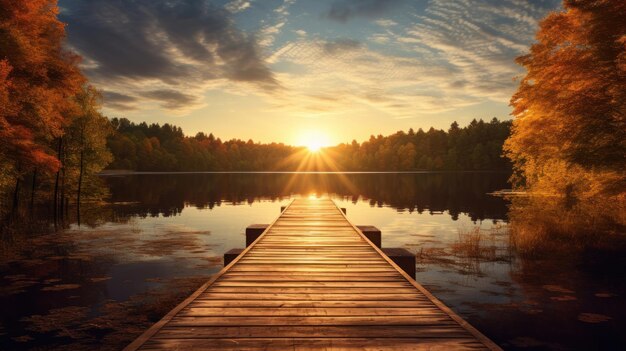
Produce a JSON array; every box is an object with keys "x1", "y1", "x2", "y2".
[
  {"x1": 104, "y1": 172, "x2": 509, "y2": 220},
  {"x1": 0, "y1": 172, "x2": 624, "y2": 350}
]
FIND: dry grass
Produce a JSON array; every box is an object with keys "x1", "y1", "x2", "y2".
[
  {"x1": 452, "y1": 226, "x2": 497, "y2": 260},
  {"x1": 415, "y1": 225, "x2": 512, "y2": 275}
]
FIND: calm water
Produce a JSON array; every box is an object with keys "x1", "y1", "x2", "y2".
[{"x1": 0, "y1": 173, "x2": 624, "y2": 350}]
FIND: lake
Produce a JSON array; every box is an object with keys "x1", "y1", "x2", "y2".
[{"x1": 1, "y1": 172, "x2": 624, "y2": 350}]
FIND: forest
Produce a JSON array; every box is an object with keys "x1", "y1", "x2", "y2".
[{"x1": 106, "y1": 117, "x2": 512, "y2": 172}]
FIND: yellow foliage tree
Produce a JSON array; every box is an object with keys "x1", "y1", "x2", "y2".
[{"x1": 505, "y1": 0, "x2": 625, "y2": 198}]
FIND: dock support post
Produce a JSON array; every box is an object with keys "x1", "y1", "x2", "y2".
[
  {"x1": 382, "y1": 248, "x2": 416, "y2": 278},
  {"x1": 246, "y1": 224, "x2": 269, "y2": 246},
  {"x1": 356, "y1": 225, "x2": 382, "y2": 248},
  {"x1": 224, "y1": 248, "x2": 244, "y2": 266}
]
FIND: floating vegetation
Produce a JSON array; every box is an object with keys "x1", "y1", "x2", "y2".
[
  {"x1": 594, "y1": 292, "x2": 617, "y2": 298},
  {"x1": 0, "y1": 276, "x2": 39, "y2": 297},
  {"x1": 22, "y1": 306, "x2": 91, "y2": 338},
  {"x1": 16, "y1": 276, "x2": 209, "y2": 350},
  {"x1": 577, "y1": 313, "x2": 612, "y2": 323},
  {"x1": 41, "y1": 284, "x2": 81, "y2": 292},
  {"x1": 89, "y1": 277, "x2": 112, "y2": 283},
  {"x1": 542, "y1": 285, "x2": 574, "y2": 294},
  {"x1": 550, "y1": 295, "x2": 577, "y2": 302}
]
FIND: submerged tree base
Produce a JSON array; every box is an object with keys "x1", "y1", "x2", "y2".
[{"x1": 507, "y1": 193, "x2": 626, "y2": 258}]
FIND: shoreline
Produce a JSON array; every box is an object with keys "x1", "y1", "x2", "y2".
[{"x1": 98, "y1": 170, "x2": 512, "y2": 176}]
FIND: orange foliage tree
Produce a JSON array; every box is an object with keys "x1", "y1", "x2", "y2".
[
  {"x1": 0, "y1": 0, "x2": 85, "y2": 176},
  {"x1": 505, "y1": 0, "x2": 626, "y2": 198}
]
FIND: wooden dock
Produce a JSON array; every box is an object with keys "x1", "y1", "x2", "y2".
[{"x1": 125, "y1": 198, "x2": 501, "y2": 350}]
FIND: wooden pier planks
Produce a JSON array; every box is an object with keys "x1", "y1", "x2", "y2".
[{"x1": 125, "y1": 198, "x2": 501, "y2": 351}]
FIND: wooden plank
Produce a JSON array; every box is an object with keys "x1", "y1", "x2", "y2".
[
  {"x1": 152, "y1": 326, "x2": 473, "y2": 339},
  {"x1": 141, "y1": 338, "x2": 486, "y2": 351},
  {"x1": 179, "y1": 307, "x2": 447, "y2": 317},
  {"x1": 200, "y1": 287, "x2": 420, "y2": 294},
  {"x1": 219, "y1": 275, "x2": 403, "y2": 282},
  {"x1": 211, "y1": 281, "x2": 413, "y2": 287},
  {"x1": 221, "y1": 272, "x2": 403, "y2": 277},
  {"x1": 228, "y1": 267, "x2": 399, "y2": 273},
  {"x1": 195, "y1": 293, "x2": 427, "y2": 301},
  {"x1": 188, "y1": 300, "x2": 433, "y2": 308},
  {"x1": 166, "y1": 315, "x2": 458, "y2": 327},
  {"x1": 125, "y1": 198, "x2": 501, "y2": 351}
]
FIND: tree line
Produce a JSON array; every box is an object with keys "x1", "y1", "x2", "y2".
[
  {"x1": 105, "y1": 117, "x2": 512, "y2": 172},
  {"x1": 107, "y1": 118, "x2": 298, "y2": 171},
  {"x1": 329, "y1": 118, "x2": 511, "y2": 171}
]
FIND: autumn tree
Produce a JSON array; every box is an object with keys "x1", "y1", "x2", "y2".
[
  {"x1": 505, "y1": 0, "x2": 626, "y2": 198},
  {"x1": 64, "y1": 86, "x2": 112, "y2": 213},
  {"x1": 0, "y1": 0, "x2": 84, "y2": 211}
]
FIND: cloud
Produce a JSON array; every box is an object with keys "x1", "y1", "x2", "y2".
[
  {"x1": 225, "y1": 0, "x2": 251, "y2": 13},
  {"x1": 275, "y1": 0, "x2": 296, "y2": 16},
  {"x1": 369, "y1": 34, "x2": 390, "y2": 44},
  {"x1": 259, "y1": 21, "x2": 286, "y2": 47},
  {"x1": 60, "y1": 0, "x2": 276, "y2": 112},
  {"x1": 322, "y1": 39, "x2": 362, "y2": 54},
  {"x1": 268, "y1": 38, "x2": 467, "y2": 118},
  {"x1": 103, "y1": 91, "x2": 139, "y2": 111},
  {"x1": 103, "y1": 91, "x2": 138, "y2": 104},
  {"x1": 394, "y1": 0, "x2": 561, "y2": 100},
  {"x1": 258, "y1": 0, "x2": 297, "y2": 49},
  {"x1": 140, "y1": 90, "x2": 199, "y2": 110},
  {"x1": 374, "y1": 19, "x2": 398, "y2": 27},
  {"x1": 325, "y1": 0, "x2": 403, "y2": 22},
  {"x1": 59, "y1": 0, "x2": 562, "y2": 125},
  {"x1": 264, "y1": 0, "x2": 559, "y2": 120}
]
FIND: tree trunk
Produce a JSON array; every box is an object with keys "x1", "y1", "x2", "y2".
[
  {"x1": 77, "y1": 148, "x2": 84, "y2": 224},
  {"x1": 60, "y1": 148, "x2": 66, "y2": 224},
  {"x1": 53, "y1": 137, "x2": 62, "y2": 226},
  {"x1": 60, "y1": 171, "x2": 65, "y2": 218},
  {"x1": 30, "y1": 168, "x2": 37, "y2": 213},
  {"x1": 77, "y1": 125, "x2": 86, "y2": 224},
  {"x1": 12, "y1": 176, "x2": 20, "y2": 217}
]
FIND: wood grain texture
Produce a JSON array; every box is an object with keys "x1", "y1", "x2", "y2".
[{"x1": 124, "y1": 198, "x2": 502, "y2": 351}]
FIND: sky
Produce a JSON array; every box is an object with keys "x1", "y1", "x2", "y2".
[{"x1": 58, "y1": 0, "x2": 562, "y2": 146}]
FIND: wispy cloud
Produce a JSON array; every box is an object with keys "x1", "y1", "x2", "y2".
[
  {"x1": 225, "y1": 0, "x2": 251, "y2": 13},
  {"x1": 396, "y1": 0, "x2": 560, "y2": 101},
  {"x1": 265, "y1": 0, "x2": 559, "y2": 119},
  {"x1": 268, "y1": 38, "x2": 466, "y2": 118},
  {"x1": 374, "y1": 19, "x2": 398, "y2": 27},
  {"x1": 140, "y1": 89, "x2": 200, "y2": 110},
  {"x1": 102, "y1": 91, "x2": 139, "y2": 111},
  {"x1": 258, "y1": 0, "x2": 297, "y2": 49}
]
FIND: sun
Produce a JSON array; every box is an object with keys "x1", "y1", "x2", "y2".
[
  {"x1": 298, "y1": 130, "x2": 331, "y2": 153},
  {"x1": 306, "y1": 140, "x2": 324, "y2": 152}
]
